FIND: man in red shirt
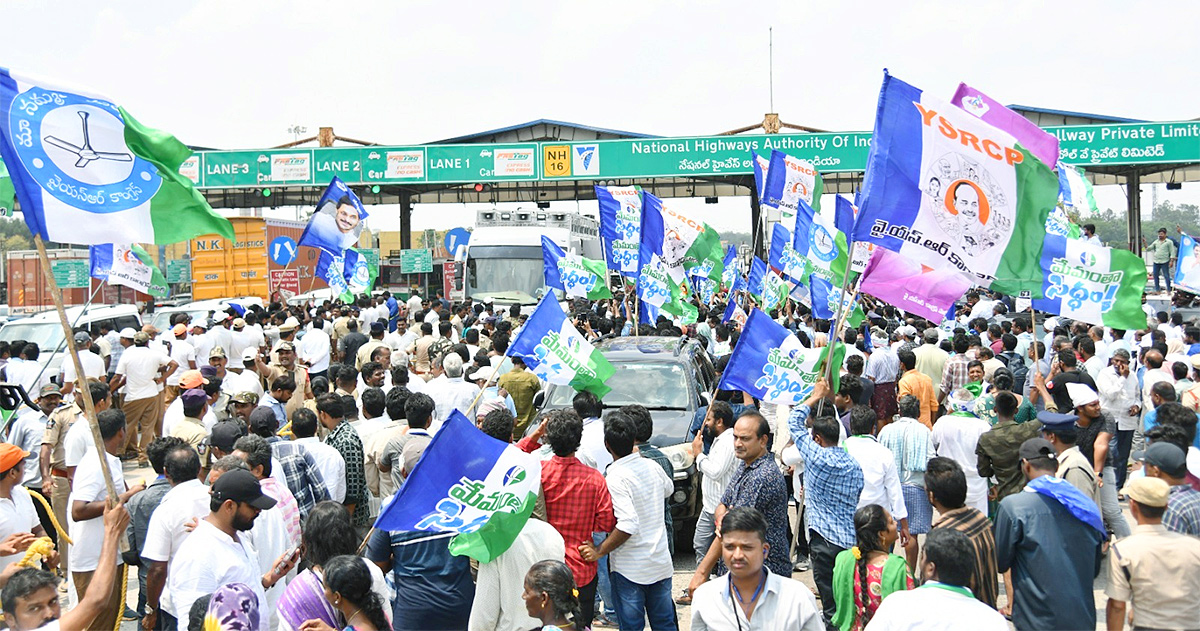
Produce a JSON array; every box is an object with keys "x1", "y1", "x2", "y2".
[{"x1": 519, "y1": 409, "x2": 616, "y2": 629}]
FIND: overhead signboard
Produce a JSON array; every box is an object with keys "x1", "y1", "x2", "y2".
[
  {"x1": 187, "y1": 121, "x2": 1200, "y2": 189},
  {"x1": 399, "y1": 249, "x2": 433, "y2": 274}
]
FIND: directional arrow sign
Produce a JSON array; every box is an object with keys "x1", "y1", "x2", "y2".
[{"x1": 270, "y1": 236, "x2": 298, "y2": 266}]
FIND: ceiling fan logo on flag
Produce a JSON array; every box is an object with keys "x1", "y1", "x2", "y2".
[
  {"x1": 10, "y1": 89, "x2": 161, "y2": 213},
  {"x1": 809, "y1": 224, "x2": 838, "y2": 262},
  {"x1": 502, "y1": 466, "x2": 526, "y2": 486},
  {"x1": 1078, "y1": 251, "x2": 1097, "y2": 268}
]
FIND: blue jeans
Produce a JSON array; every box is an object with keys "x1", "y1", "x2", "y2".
[
  {"x1": 1153, "y1": 262, "x2": 1172, "y2": 291},
  {"x1": 609, "y1": 572, "x2": 677, "y2": 631},
  {"x1": 593, "y1": 532, "x2": 615, "y2": 618}
]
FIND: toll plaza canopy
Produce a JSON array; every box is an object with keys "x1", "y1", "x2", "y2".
[{"x1": 189, "y1": 111, "x2": 1200, "y2": 253}]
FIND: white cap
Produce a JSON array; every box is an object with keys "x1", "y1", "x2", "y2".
[
  {"x1": 279, "y1": 316, "x2": 301, "y2": 332},
  {"x1": 119, "y1": 327, "x2": 137, "y2": 339},
  {"x1": 1067, "y1": 382, "x2": 1099, "y2": 408},
  {"x1": 191, "y1": 321, "x2": 207, "y2": 331},
  {"x1": 468, "y1": 366, "x2": 498, "y2": 383},
  {"x1": 214, "y1": 312, "x2": 231, "y2": 322},
  {"x1": 241, "y1": 347, "x2": 258, "y2": 362},
  {"x1": 1043, "y1": 317, "x2": 1058, "y2": 332}
]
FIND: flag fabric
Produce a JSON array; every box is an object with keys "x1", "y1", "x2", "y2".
[
  {"x1": 763, "y1": 150, "x2": 824, "y2": 233},
  {"x1": 836, "y1": 195, "x2": 875, "y2": 274},
  {"x1": 720, "y1": 246, "x2": 744, "y2": 293},
  {"x1": 761, "y1": 269, "x2": 789, "y2": 313},
  {"x1": 508, "y1": 294, "x2": 614, "y2": 397},
  {"x1": 722, "y1": 299, "x2": 748, "y2": 327},
  {"x1": 88, "y1": 243, "x2": 168, "y2": 297},
  {"x1": 0, "y1": 157, "x2": 13, "y2": 217},
  {"x1": 542, "y1": 236, "x2": 612, "y2": 300},
  {"x1": 768, "y1": 224, "x2": 807, "y2": 282},
  {"x1": 596, "y1": 185, "x2": 642, "y2": 276},
  {"x1": 637, "y1": 253, "x2": 679, "y2": 311},
  {"x1": 1176, "y1": 234, "x2": 1200, "y2": 293},
  {"x1": 1032, "y1": 234, "x2": 1148, "y2": 330},
  {"x1": 1057, "y1": 162, "x2": 1098, "y2": 217},
  {"x1": 858, "y1": 247, "x2": 973, "y2": 322},
  {"x1": 299, "y1": 177, "x2": 369, "y2": 255},
  {"x1": 373, "y1": 411, "x2": 540, "y2": 563},
  {"x1": 693, "y1": 275, "x2": 716, "y2": 305},
  {"x1": 640, "y1": 192, "x2": 724, "y2": 282},
  {"x1": 792, "y1": 198, "x2": 849, "y2": 286},
  {"x1": 854, "y1": 72, "x2": 1058, "y2": 295},
  {"x1": 809, "y1": 274, "x2": 865, "y2": 328},
  {"x1": 718, "y1": 309, "x2": 844, "y2": 405},
  {"x1": 746, "y1": 257, "x2": 767, "y2": 300},
  {"x1": 1046, "y1": 206, "x2": 1082, "y2": 240},
  {"x1": 0, "y1": 69, "x2": 234, "y2": 245},
  {"x1": 752, "y1": 150, "x2": 771, "y2": 201},
  {"x1": 316, "y1": 247, "x2": 376, "y2": 303},
  {"x1": 951, "y1": 82, "x2": 1060, "y2": 168}
]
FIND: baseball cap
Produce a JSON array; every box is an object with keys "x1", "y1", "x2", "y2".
[
  {"x1": 370, "y1": 321, "x2": 385, "y2": 333},
  {"x1": 178, "y1": 370, "x2": 208, "y2": 389},
  {"x1": 241, "y1": 347, "x2": 258, "y2": 362},
  {"x1": 209, "y1": 421, "x2": 246, "y2": 453},
  {"x1": 279, "y1": 317, "x2": 300, "y2": 332},
  {"x1": 1121, "y1": 477, "x2": 1170, "y2": 508},
  {"x1": 73, "y1": 331, "x2": 91, "y2": 344},
  {"x1": 119, "y1": 328, "x2": 137, "y2": 339},
  {"x1": 1066, "y1": 383, "x2": 1099, "y2": 408},
  {"x1": 37, "y1": 383, "x2": 62, "y2": 399},
  {"x1": 192, "y1": 321, "x2": 208, "y2": 332},
  {"x1": 133, "y1": 332, "x2": 151, "y2": 345},
  {"x1": 199, "y1": 365, "x2": 218, "y2": 379},
  {"x1": 1019, "y1": 437, "x2": 1057, "y2": 461},
  {"x1": 232, "y1": 318, "x2": 246, "y2": 330},
  {"x1": 179, "y1": 388, "x2": 208, "y2": 408},
  {"x1": 230, "y1": 391, "x2": 259, "y2": 405},
  {"x1": 0, "y1": 443, "x2": 29, "y2": 472},
  {"x1": 214, "y1": 312, "x2": 231, "y2": 323},
  {"x1": 172, "y1": 324, "x2": 188, "y2": 337},
  {"x1": 467, "y1": 366, "x2": 497, "y2": 383},
  {"x1": 209, "y1": 346, "x2": 227, "y2": 359},
  {"x1": 249, "y1": 407, "x2": 279, "y2": 435},
  {"x1": 1135, "y1": 441, "x2": 1188, "y2": 478},
  {"x1": 273, "y1": 340, "x2": 295, "y2": 353},
  {"x1": 209, "y1": 468, "x2": 277, "y2": 510}
]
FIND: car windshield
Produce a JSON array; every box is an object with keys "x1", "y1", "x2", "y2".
[
  {"x1": 548, "y1": 361, "x2": 690, "y2": 409},
  {"x1": 148, "y1": 309, "x2": 211, "y2": 332},
  {"x1": 0, "y1": 322, "x2": 64, "y2": 350},
  {"x1": 467, "y1": 246, "x2": 545, "y2": 300}
]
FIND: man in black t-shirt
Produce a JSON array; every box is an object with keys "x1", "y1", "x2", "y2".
[{"x1": 1045, "y1": 349, "x2": 1096, "y2": 412}]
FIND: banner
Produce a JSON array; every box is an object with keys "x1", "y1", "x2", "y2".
[
  {"x1": 316, "y1": 247, "x2": 376, "y2": 302},
  {"x1": 542, "y1": 236, "x2": 612, "y2": 300},
  {"x1": 717, "y1": 309, "x2": 844, "y2": 405},
  {"x1": 1046, "y1": 206, "x2": 1082, "y2": 240},
  {"x1": 299, "y1": 176, "x2": 369, "y2": 255},
  {"x1": 508, "y1": 294, "x2": 614, "y2": 397},
  {"x1": 1057, "y1": 162, "x2": 1099, "y2": 217},
  {"x1": 640, "y1": 192, "x2": 723, "y2": 283},
  {"x1": 763, "y1": 150, "x2": 824, "y2": 232},
  {"x1": 89, "y1": 243, "x2": 168, "y2": 297},
  {"x1": 1032, "y1": 234, "x2": 1148, "y2": 330},
  {"x1": 1176, "y1": 234, "x2": 1200, "y2": 293},
  {"x1": 767, "y1": 223, "x2": 807, "y2": 282},
  {"x1": 595, "y1": 184, "x2": 641, "y2": 277},
  {"x1": 373, "y1": 411, "x2": 540, "y2": 563},
  {"x1": 854, "y1": 72, "x2": 1058, "y2": 295},
  {"x1": 637, "y1": 253, "x2": 677, "y2": 310},
  {"x1": 0, "y1": 69, "x2": 234, "y2": 245},
  {"x1": 858, "y1": 247, "x2": 972, "y2": 323}
]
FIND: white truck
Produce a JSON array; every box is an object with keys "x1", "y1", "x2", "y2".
[{"x1": 465, "y1": 208, "x2": 602, "y2": 306}]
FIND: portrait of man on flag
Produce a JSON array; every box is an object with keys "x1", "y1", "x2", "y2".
[{"x1": 301, "y1": 176, "x2": 369, "y2": 254}]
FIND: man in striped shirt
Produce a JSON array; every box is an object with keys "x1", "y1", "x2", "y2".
[{"x1": 924, "y1": 457, "x2": 998, "y2": 609}]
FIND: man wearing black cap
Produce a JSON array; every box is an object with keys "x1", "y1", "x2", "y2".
[
  {"x1": 1140, "y1": 441, "x2": 1200, "y2": 536},
  {"x1": 166, "y1": 468, "x2": 296, "y2": 628},
  {"x1": 208, "y1": 420, "x2": 247, "y2": 464},
  {"x1": 994, "y1": 437, "x2": 1105, "y2": 630},
  {"x1": 1039, "y1": 411, "x2": 1101, "y2": 509}
]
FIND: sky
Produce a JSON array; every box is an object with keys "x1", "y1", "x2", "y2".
[{"x1": 2, "y1": 0, "x2": 1198, "y2": 234}]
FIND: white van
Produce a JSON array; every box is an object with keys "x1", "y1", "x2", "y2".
[{"x1": 0, "y1": 304, "x2": 142, "y2": 384}]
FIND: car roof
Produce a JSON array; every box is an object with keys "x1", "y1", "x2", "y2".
[
  {"x1": 592, "y1": 335, "x2": 698, "y2": 361},
  {"x1": 26, "y1": 304, "x2": 140, "y2": 323}
]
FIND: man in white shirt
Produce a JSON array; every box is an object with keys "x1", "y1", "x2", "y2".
[
  {"x1": 0, "y1": 443, "x2": 48, "y2": 571},
  {"x1": 406, "y1": 292, "x2": 424, "y2": 323},
  {"x1": 1097, "y1": 348, "x2": 1142, "y2": 488},
  {"x1": 68, "y1": 409, "x2": 144, "y2": 631},
  {"x1": 931, "y1": 393, "x2": 992, "y2": 515},
  {"x1": 427, "y1": 354, "x2": 480, "y2": 423},
  {"x1": 292, "y1": 408, "x2": 347, "y2": 503},
  {"x1": 190, "y1": 321, "x2": 215, "y2": 369},
  {"x1": 574, "y1": 393, "x2": 612, "y2": 474},
  {"x1": 1141, "y1": 349, "x2": 1175, "y2": 413},
  {"x1": 141, "y1": 442, "x2": 210, "y2": 631},
  {"x1": 298, "y1": 319, "x2": 332, "y2": 380},
  {"x1": 863, "y1": 528, "x2": 1007, "y2": 630},
  {"x1": 690, "y1": 507, "x2": 823, "y2": 631},
  {"x1": 166, "y1": 467, "x2": 297, "y2": 631},
  {"x1": 111, "y1": 331, "x2": 177, "y2": 465},
  {"x1": 468, "y1": 518, "x2": 566, "y2": 631},
  {"x1": 844, "y1": 406, "x2": 911, "y2": 546},
  {"x1": 163, "y1": 324, "x2": 197, "y2": 405},
  {"x1": 689, "y1": 401, "x2": 738, "y2": 565},
  {"x1": 60, "y1": 332, "x2": 106, "y2": 401},
  {"x1": 579, "y1": 413, "x2": 675, "y2": 630}
]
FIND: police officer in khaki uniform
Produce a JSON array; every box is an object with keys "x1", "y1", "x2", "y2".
[
  {"x1": 169, "y1": 389, "x2": 211, "y2": 475},
  {"x1": 1106, "y1": 476, "x2": 1200, "y2": 629}
]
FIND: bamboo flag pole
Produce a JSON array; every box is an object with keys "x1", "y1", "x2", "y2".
[{"x1": 33, "y1": 236, "x2": 118, "y2": 505}]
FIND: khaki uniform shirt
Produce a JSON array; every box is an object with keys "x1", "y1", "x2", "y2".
[
  {"x1": 1107, "y1": 523, "x2": 1200, "y2": 629},
  {"x1": 171, "y1": 416, "x2": 210, "y2": 467},
  {"x1": 1056, "y1": 446, "x2": 1101, "y2": 509},
  {"x1": 41, "y1": 403, "x2": 79, "y2": 469},
  {"x1": 263, "y1": 363, "x2": 309, "y2": 421},
  {"x1": 356, "y1": 340, "x2": 387, "y2": 370}
]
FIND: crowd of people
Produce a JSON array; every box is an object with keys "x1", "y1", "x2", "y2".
[{"x1": 0, "y1": 284, "x2": 1195, "y2": 630}]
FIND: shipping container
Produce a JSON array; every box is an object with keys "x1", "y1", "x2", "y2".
[
  {"x1": 7, "y1": 249, "x2": 90, "y2": 313},
  {"x1": 189, "y1": 217, "x2": 330, "y2": 302}
]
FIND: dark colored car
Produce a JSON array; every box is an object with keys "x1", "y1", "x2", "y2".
[{"x1": 536, "y1": 336, "x2": 717, "y2": 536}]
